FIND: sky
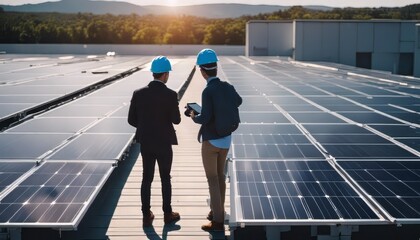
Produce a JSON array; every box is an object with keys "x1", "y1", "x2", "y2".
[{"x1": 1, "y1": 0, "x2": 419, "y2": 8}]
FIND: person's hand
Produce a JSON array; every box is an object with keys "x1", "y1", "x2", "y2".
[{"x1": 190, "y1": 110, "x2": 195, "y2": 118}]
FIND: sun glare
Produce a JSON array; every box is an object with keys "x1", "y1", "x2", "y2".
[{"x1": 165, "y1": 0, "x2": 179, "y2": 6}]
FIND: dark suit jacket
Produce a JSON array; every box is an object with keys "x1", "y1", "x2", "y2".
[
  {"x1": 193, "y1": 77, "x2": 242, "y2": 141},
  {"x1": 128, "y1": 80, "x2": 181, "y2": 146}
]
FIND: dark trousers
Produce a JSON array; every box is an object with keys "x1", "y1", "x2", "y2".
[{"x1": 140, "y1": 144, "x2": 173, "y2": 214}]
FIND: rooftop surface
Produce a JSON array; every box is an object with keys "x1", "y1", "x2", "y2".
[{"x1": 0, "y1": 54, "x2": 419, "y2": 240}]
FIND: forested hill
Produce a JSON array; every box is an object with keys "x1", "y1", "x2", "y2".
[
  {"x1": 0, "y1": 4, "x2": 419, "y2": 45},
  {"x1": 0, "y1": 0, "x2": 331, "y2": 19}
]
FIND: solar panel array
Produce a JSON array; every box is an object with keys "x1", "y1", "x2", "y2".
[
  {"x1": 0, "y1": 56, "x2": 146, "y2": 123},
  {"x1": 0, "y1": 55, "x2": 193, "y2": 229},
  {"x1": 222, "y1": 57, "x2": 420, "y2": 226}
]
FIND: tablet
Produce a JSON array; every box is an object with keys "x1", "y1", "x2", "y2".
[{"x1": 187, "y1": 102, "x2": 202, "y2": 115}]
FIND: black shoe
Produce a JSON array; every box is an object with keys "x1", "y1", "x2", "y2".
[
  {"x1": 164, "y1": 212, "x2": 180, "y2": 225},
  {"x1": 143, "y1": 211, "x2": 155, "y2": 227}
]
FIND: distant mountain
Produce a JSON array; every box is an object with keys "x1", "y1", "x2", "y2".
[{"x1": 0, "y1": 0, "x2": 332, "y2": 18}]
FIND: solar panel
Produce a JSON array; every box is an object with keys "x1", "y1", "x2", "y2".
[
  {"x1": 232, "y1": 144, "x2": 324, "y2": 159},
  {"x1": 47, "y1": 133, "x2": 134, "y2": 161},
  {"x1": 233, "y1": 134, "x2": 311, "y2": 145},
  {"x1": 0, "y1": 56, "x2": 151, "y2": 122},
  {"x1": 23, "y1": 75, "x2": 106, "y2": 86},
  {"x1": 238, "y1": 105, "x2": 279, "y2": 112},
  {"x1": 348, "y1": 96, "x2": 418, "y2": 105},
  {"x1": 0, "y1": 86, "x2": 82, "y2": 95},
  {"x1": 285, "y1": 86, "x2": 328, "y2": 95},
  {"x1": 41, "y1": 105, "x2": 120, "y2": 118},
  {"x1": 241, "y1": 96, "x2": 272, "y2": 105},
  {"x1": 240, "y1": 112, "x2": 290, "y2": 124},
  {"x1": 231, "y1": 124, "x2": 324, "y2": 160},
  {"x1": 312, "y1": 134, "x2": 390, "y2": 144},
  {"x1": 230, "y1": 160, "x2": 383, "y2": 225},
  {"x1": 72, "y1": 96, "x2": 128, "y2": 105},
  {"x1": 109, "y1": 106, "x2": 130, "y2": 117},
  {"x1": 221, "y1": 56, "x2": 420, "y2": 228},
  {"x1": 289, "y1": 113, "x2": 346, "y2": 123},
  {"x1": 0, "y1": 55, "x2": 192, "y2": 231},
  {"x1": 396, "y1": 139, "x2": 420, "y2": 151},
  {"x1": 280, "y1": 105, "x2": 323, "y2": 112},
  {"x1": 166, "y1": 58, "x2": 196, "y2": 92},
  {"x1": 339, "y1": 161, "x2": 420, "y2": 223},
  {"x1": 0, "y1": 133, "x2": 72, "y2": 159},
  {"x1": 0, "y1": 162, "x2": 35, "y2": 193},
  {"x1": 86, "y1": 117, "x2": 135, "y2": 134},
  {"x1": 0, "y1": 95, "x2": 57, "y2": 104},
  {"x1": 303, "y1": 124, "x2": 372, "y2": 134},
  {"x1": 0, "y1": 161, "x2": 114, "y2": 228},
  {"x1": 268, "y1": 96, "x2": 310, "y2": 105},
  {"x1": 0, "y1": 104, "x2": 34, "y2": 119},
  {"x1": 322, "y1": 105, "x2": 369, "y2": 112},
  {"x1": 6, "y1": 118, "x2": 97, "y2": 133},
  {"x1": 235, "y1": 124, "x2": 302, "y2": 135},
  {"x1": 339, "y1": 112, "x2": 403, "y2": 124},
  {"x1": 322, "y1": 144, "x2": 418, "y2": 159}
]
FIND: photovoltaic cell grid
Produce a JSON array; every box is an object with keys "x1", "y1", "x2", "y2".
[
  {"x1": 0, "y1": 56, "x2": 192, "y2": 229},
  {"x1": 0, "y1": 162, "x2": 35, "y2": 193},
  {"x1": 0, "y1": 56, "x2": 145, "y2": 121},
  {"x1": 0, "y1": 161, "x2": 113, "y2": 228},
  {"x1": 232, "y1": 124, "x2": 324, "y2": 159},
  {"x1": 220, "y1": 57, "x2": 420, "y2": 225},
  {"x1": 338, "y1": 161, "x2": 420, "y2": 222},
  {"x1": 1, "y1": 57, "x2": 148, "y2": 161},
  {"x1": 0, "y1": 56, "x2": 141, "y2": 228},
  {"x1": 232, "y1": 160, "x2": 382, "y2": 224}
]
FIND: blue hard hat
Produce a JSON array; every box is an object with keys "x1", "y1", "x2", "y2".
[
  {"x1": 196, "y1": 49, "x2": 219, "y2": 66},
  {"x1": 150, "y1": 56, "x2": 172, "y2": 73}
]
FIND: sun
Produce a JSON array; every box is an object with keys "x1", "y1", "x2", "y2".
[{"x1": 165, "y1": 0, "x2": 179, "y2": 6}]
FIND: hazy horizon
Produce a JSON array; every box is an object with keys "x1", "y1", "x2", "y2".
[{"x1": 1, "y1": 0, "x2": 418, "y2": 8}]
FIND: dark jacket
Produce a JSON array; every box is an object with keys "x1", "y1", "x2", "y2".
[
  {"x1": 193, "y1": 77, "x2": 242, "y2": 141},
  {"x1": 128, "y1": 80, "x2": 181, "y2": 146}
]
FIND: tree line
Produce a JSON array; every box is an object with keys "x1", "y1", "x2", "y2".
[{"x1": 0, "y1": 4, "x2": 419, "y2": 45}]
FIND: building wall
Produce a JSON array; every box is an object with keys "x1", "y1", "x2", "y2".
[
  {"x1": 246, "y1": 21, "x2": 293, "y2": 57},
  {"x1": 415, "y1": 24, "x2": 420, "y2": 77},
  {"x1": 295, "y1": 20, "x2": 420, "y2": 76},
  {"x1": 247, "y1": 20, "x2": 420, "y2": 77}
]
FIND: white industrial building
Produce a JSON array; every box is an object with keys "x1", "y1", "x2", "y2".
[{"x1": 246, "y1": 20, "x2": 420, "y2": 77}]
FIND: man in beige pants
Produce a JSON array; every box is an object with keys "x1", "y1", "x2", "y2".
[{"x1": 188, "y1": 49, "x2": 242, "y2": 232}]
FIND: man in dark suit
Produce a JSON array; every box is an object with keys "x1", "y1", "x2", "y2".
[{"x1": 128, "y1": 56, "x2": 181, "y2": 227}]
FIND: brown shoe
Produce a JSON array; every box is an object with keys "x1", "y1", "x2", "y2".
[
  {"x1": 164, "y1": 212, "x2": 180, "y2": 225},
  {"x1": 207, "y1": 211, "x2": 213, "y2": 221},
  {"x1": 143, "y1": 211, "x2": 155, "y2": 227},
  {"x1": 201, "y1": 221, "x2": 224, "y2": 232}
]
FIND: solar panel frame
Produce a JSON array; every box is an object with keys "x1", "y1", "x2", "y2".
[
  {"x1": 337, "y1": 160, "x2": 420, "y2": 224},
  {"x1": 0, "y1": 161, "x2": 115, "y2": 229},
  {"x1": 229, "y1": 159, "x2": 386, "y2": 226}
]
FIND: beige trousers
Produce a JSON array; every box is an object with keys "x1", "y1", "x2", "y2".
[{"x1": 201, "y1": 140, "x2": 229, "y2": 223}]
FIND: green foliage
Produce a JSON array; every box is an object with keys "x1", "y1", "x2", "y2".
[{"x1": 0, "y1": 4, "x2": 419, "y2": 44}]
